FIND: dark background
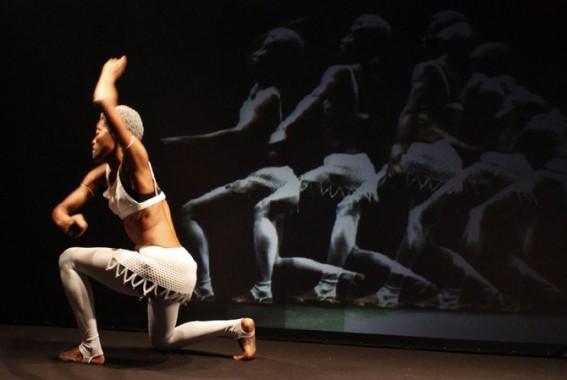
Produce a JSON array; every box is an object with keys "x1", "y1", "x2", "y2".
[{"x1": 2, "y1": 0, "x2": 566, "y2": 356}]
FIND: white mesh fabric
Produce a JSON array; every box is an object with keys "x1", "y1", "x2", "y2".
[
  {"x1": 401, "y1": 140, "x2": 463, "y2": 182},
  {"x1": 107, "y1": 246, "x2": 196, "y2": 303},
  {"x1": 228, "y1": 166, "x2": 299, "y2": 194},
  {"x1": 300, "y1": 153, "x2": 376, "y2": 198}
]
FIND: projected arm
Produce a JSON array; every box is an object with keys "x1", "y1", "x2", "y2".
[
  {"x1": 162, "y1": 86, "x2": 281, "y2": 147},
  {"x1": 269, "y1": 65, "x2": 346, "y2": 144}
]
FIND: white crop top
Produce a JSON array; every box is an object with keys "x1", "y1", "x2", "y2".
[{"x1": 103, "y1": 163, "x2": 166, "y2": 220}]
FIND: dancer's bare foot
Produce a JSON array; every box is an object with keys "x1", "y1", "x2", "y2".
[
  {"x1": 233, "y1": 317, "x2": 256, "y2": 361},
  {"x1": 58, "y1": 346, "x2": 105, "y2": 365}
]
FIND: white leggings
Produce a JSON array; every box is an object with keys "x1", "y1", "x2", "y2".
[{"x1": 59, "y1": 246, "x2": 247, "y2": 359}]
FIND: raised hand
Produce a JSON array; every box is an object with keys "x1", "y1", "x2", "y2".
[{"x1": 93, "y1": 56, "x2": 127, "y2": 105}]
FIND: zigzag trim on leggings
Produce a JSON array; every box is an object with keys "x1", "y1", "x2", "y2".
[{"x1": 107, "y1": 258, "x2": 191, "y2": 304}]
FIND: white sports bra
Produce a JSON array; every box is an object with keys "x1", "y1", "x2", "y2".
[{"x1": 103, "y1": 163, "x2": 166, "y2": 220}]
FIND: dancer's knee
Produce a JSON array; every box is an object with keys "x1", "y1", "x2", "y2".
[
  {"x1": 180, "y1": 202, "x2": 196, "y2": 219},
  {"x1": 336, "y1": 197, "x2": 360, "y2": 218},
  {"x1": 59, "y1": 247, "x2": 78, "y2": 270},
  {"x1": 149, "y1": 332, "x2": 173, "y2": 352},
  {"x1": 180, "y1": 207, "x2": 198, "y2": 230},
  {"x1": 150, "y1": 338, "x2": 169, "y2": 351},
  {"x1": 254, "y1": 201, "x2": 270, "y2": 218}
]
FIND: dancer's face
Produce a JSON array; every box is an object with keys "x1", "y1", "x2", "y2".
[{"x1": 91, "y1": 119, "x2": 116, "y2": 163}]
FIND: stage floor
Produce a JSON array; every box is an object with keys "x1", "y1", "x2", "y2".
[{"x1": 1, "y1": 323, "x2": 565, "y2": 380}]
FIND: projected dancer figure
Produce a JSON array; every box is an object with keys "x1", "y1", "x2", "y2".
[
  {"x1": 456, "y1": 42, "x2": 553, "y2": 155},
  {"x1": 292, "y1": 164, "x2": 438, "y2": 306},
  {"x1": 269, "y1": 14, "x2": 401, "y2": 305},
  {"x1": 459, "y1": 156, "x2": 567, "y2": 310},
  {"x1": 400, "y1": 43, "x2": 567, "y2": 310},
  {"x1": 420, "y1": 114, "x2": 567, "y2": 310},
  {"x1": 162, "y1": 27, "x2": 318, "y2": 304},
  {"x1": 388, "y1": 10, "x2": 477, "y2": 176},
  {"x1": 353, "y1": 10, "x2": 478, "y2": 308},
  {"x1": 52, "y1": 56, "x2": 255, "y2": 365}
]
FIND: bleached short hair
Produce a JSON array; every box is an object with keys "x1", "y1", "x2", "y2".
[{"x1": 100, "y1": 105, "x2": 144, "y2": 140}]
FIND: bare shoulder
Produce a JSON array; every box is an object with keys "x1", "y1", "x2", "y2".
[
  {"x1": 254, "y1": 86, "x2": 281, "y2": 103},
  {"x1": 80, "y1": 164, "x2": 108, "y2": 191},
  {"x1": 322, "y1": 64, "x2": 352, "y2": 79},
  {"x1": 83, "y1": 164, "x2": 107, "y2": 182},
  {"x1": 313, "y1": 65, "x2": 353, "y2": 94},
  {"x1": 412, "y1": 60, "x2": 442, "y2": 81}
]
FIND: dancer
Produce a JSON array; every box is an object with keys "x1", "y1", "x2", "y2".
[
  {"x1": 457, "y1": 157, "x2": 567, "y2": 309},
  {"x1": 52, "y1": 56, "x2": 255, "y2": 364},
  {"x1": 269, "y1": 14, "x2": 401, "y2": 304},
  {"x1": 355, "y1": 10, "x2": 478, "y2": 308},
  {"x1": 162, "y1": 27, "x2": 311, "y2": 304},
  {"x1": 397, "y1": 41, "x2": 567, "y2": 310}
]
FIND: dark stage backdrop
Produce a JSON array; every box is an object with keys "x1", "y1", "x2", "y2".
[{"x1": 3, "y1": 0, "x2": 566, "y2": 357}]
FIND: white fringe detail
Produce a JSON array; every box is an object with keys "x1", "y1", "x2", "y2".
[{"x1": 107, "y1": 258, "x2": 191, "y2": 304}]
